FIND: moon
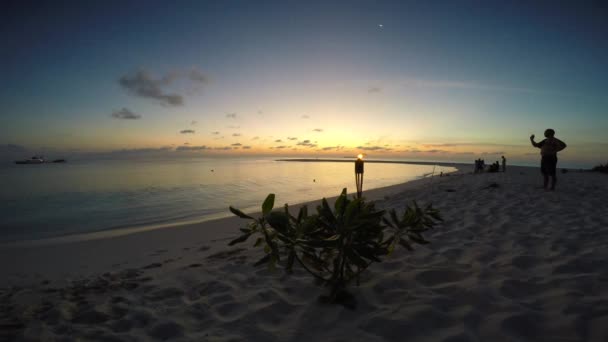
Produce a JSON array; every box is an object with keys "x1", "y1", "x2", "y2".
[{"x1": 378, "y1": 24, "x2": 383, "y2": 28}]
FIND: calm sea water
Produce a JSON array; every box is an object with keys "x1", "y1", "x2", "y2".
[{"x1": 0, "y1": 157, "x2": 455, "y2": 242}]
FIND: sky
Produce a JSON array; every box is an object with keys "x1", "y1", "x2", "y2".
[{"x1": 1, "y1": 0, "x2": 607, "y2": 167}]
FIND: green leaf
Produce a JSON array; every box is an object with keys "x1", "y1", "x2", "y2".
[
  {"x1": 297, "y1": 205, "x2": 308, "y2": 224},
  {"x1": 408, "y1": 232, "x2": 429, "y2": 244},
  {"x1": 262, "y1": 194, "x2": 275, "y2": 215},
  {"x1": 266, "y1": 211, "x2": 290, "y2": 234},
  {"x1": 229, "y1": 206, "x2": 254, "y2": 219},
  {"x1": 228, "y1": 233, "x2": 251, "y2": 246},
  {"x1": 334, "y1": 188, "x2": 348, "y2": 214}
]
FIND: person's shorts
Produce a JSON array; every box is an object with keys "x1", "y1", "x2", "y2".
[{"x1": 541, "y1": 155, "x2": 557, "y2": 176}]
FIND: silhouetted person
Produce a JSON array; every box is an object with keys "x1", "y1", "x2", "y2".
[
  {"x1": 501, "y1": 156, "x2": 506, "y2": 172},
  {"x1": 530, "y1": 129, "x2": 567, "y2": 191}
]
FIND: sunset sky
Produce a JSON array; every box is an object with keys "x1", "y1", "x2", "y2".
[{"x1": 1, "y1": 1, "x2": 607, "y2": 166}]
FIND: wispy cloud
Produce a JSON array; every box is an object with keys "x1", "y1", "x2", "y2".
[
  {"x1": 301, "y1": 115, "x2": 310, "y2": 119},
  {"x1": 110, "y1": 147, "x2": 173, "y2": 154},
  {"x1": 227, "y1": 125, "x2": 240, "y2": 129},
  {"x1": 321, "y1": 146, "x2": 345, "y2": 151},
  {"x1": 312, "y1": 128, "x2": 323, "y2": 132},
  {"x1": 287, "y1": 137, "x2": 298, "y2": 141},
  {"x1": 275, "y1": 139, "x2": 283, "y2": 143},
  {"x1": 356, "y1": 145, "x2": 392, "y2": 151},
  {"x1": 226, "y1": 113, "x2": 237, "y2": 119},
  {"x1": 111, "y1": 108, "x2": 141, "y2": 120},
  {"x1": 191, "y1": 120, "x2": 197, "y2": 125},
  {"x1": 252, "y1": 136, "x2": 260, "y2": 140},
  {"x1": 297, "y1": 140, "x2": 317, "y2": 148},
  {"x1": 242, "y1": 146, "x2": 252, "y2": 149},
  {"x1": 180, "y1": 129, "x2": 195, "y2": 134},
  {"x1": 176, "y1": 145, "x2": 208, "y2": 151},
  {"x1": 118, "y1": 68, "x2": 208, "y2": 106},
  {"x1": 211, "y1": 131, "x2": 220, "y2": 135},
  {"x1": 232, "y1": 133, "x2": 241, "y2": 137},
  {"x1": 119, "y1": 70, "x2": 183, "y2": 106},
  {"x1": 368, "y1": 86, "x2": 382, "y2": 93},
  {"x1": 231, "y1": 143, "x2": 242, "y2": 146}
]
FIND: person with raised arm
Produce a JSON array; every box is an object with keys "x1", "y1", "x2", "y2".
[{"x1": 530, "y1": 129, "x2": 567, "y2": 191}]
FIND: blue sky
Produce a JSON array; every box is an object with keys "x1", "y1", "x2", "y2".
[{"x1": 1, "y1": 0, "x2": 607, "y2": 166}]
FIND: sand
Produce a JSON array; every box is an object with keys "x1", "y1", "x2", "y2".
[{"x1": 1, "y1": 165, "x2": 607, "y2": 341}]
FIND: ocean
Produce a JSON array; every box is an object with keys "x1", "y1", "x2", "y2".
[{"x1": 0, "y1": 157, "x2": 455, "y2": 243}]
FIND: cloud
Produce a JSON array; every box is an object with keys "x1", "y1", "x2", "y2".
[
  {"x1": 214, "y1": 146, "x2": 233, "y2": 150},
  {"x1": 297, "y1": 140, "x2": 317, "y2": 148},
  {"x1": 275, "y1": 139, "x2": 283, "y2": 143},
  {"x1": 312, "y1": 128, "x2": 323, "y2": 132},
  {"x1": 481, "y1": 151, "x2": 505, "y2": 155},
  {"x1": 212, "y1": 131, "x2": 220, "y2": 135},
  {"x1": 191, "y1": 120, "x2": 197, "y2": 125},
  {"x1": 180, "y1": 129, "x2": 195, "y2": 134},
  {"x1": 227, "y1": 125, "x2": 240, "y2": 129},
  {"x1": 111, "y1": 108, "x2": 141, "y2": 120},
  {"x1": 176, "y1": 145, "x2": 209, "y2": 151},
  {"x1": 119, "y1": 69, "x2": 183, "y2": 106},
  {"x1": 232, "y1": 133, "x2": 242, "y2": 137},
  {"x1": 287, "y1": 137, "x2": 298, "y2": 140},
  {"x1": 231, "y1": 143, "x2": 242, "y2": 146},
  {"x1": 226, "y1": 113, "x2": 237, "y2": 119},
  {"x1": 301, "y1": 115, "x2": 310, "y2": 119},
  {"x1": 242, "y1": 146, "x2": 252, "y2": 149},
  {"x1": 252, "y1": 136, "x2": 260, "y2": 140},
  {"x1": 188, "y1": 68, "x2": 208, "y2": 83},
  {"x1": 273, "y1": 145, "x2": 288, "y2": 149},
  {"x1": 368, "y1": 87, "x2": 382, "y2": 93},
  {"x1": 321, "y1": 146, "x2": 345, "y2": 151},
  {"x1": 110, "y1": 147, "x2": 173, "y2": 154},
  {"x1": 356, "y1": 146, "x2": 392, "y2": 151}
]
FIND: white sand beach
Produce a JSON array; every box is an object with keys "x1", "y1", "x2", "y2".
[{"x1": 1, "y1": 165, "x2": 607, "y2": 341}]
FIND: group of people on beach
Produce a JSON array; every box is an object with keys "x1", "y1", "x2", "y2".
[{"x1": 474, "y1": 156, "x2": 506, "y2": 173}]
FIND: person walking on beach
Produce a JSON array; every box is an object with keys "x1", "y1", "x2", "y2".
[
  {"x1": 501, "y1": 156, "x2": 506, "y2": 172},
  {"x1": 530, "y1": 129, "x2": 567, "y2": 191}
]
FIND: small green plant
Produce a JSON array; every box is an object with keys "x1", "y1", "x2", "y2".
[
  {"x1": 592, "y1": 161, "x2": 608, "y2": 173},
  {"x1": 228, "y1": 188, "x2": 442, "y2": 309}
]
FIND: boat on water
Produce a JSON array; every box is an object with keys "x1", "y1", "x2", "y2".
[
  {"x1": 14, "y1": 156, "x2": 67, "y2": 164},
  {"x1": 15, "y1": 156, "x2": 45, "y2": 164}
]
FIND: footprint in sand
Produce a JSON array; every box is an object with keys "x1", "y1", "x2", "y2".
[{"x1": 142, "y1": 263, "x2": 163, "y2": 270}]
